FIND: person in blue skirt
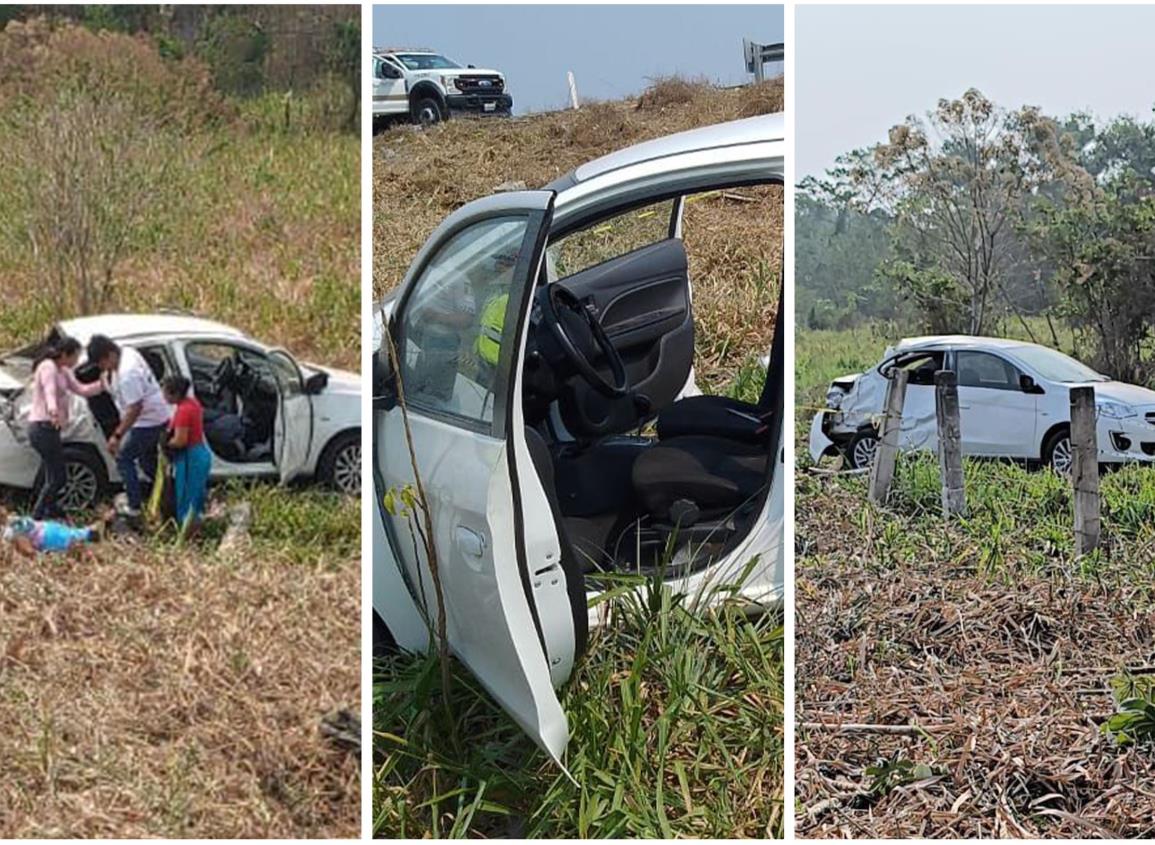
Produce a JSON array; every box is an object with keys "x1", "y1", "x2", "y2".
[{"x1": 162, "y1": 375, "x2": 212, "y2": 536}]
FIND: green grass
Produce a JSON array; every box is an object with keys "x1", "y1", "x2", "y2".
[
  {"x1": 374, "y1": 573, "x2": 784, "y2": 838},
  {"x1": 0, "y1": 95, "x2": 359, "y2": 370},
  {"x1": 799, "y1": 454, "x2": 1155, "y2": 583}
]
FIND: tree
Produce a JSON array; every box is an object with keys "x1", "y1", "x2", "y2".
[{"x1": 829, "y1": 90, "x2": 1076, "y2": 335}]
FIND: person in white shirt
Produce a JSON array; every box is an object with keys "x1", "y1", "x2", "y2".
[{"x1": 86, "y1": 334, "x2": 172, "y2": 517}]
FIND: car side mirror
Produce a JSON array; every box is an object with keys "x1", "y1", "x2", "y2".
[
  {"x1": 374, "y1": 347, "x2": 398, "y2": 411},
  {"x1": 1020, "y1": 374, "x2": 1044, "y2": 394},
  {"x1": 304, "y1": 371, "x2": 329, "y2": 395}
]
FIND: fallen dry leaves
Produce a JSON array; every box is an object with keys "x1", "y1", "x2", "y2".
[{"x1": 0, "y1": 537, "x2": 359, "y2": 837}]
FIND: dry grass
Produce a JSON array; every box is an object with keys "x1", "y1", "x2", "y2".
[
  {"x1": 795, "y1": 462, "x2": 1155, "y2": 838},
  {"x1": 0, "y1": 515, "x2": 360, "y2": 838},
  {"x1": 374, "y1": 78, "x2": 784, "y2": 387}
]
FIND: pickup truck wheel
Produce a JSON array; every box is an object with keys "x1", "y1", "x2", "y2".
[
  {"x1": 1044, "y1": 428, "x2": 1073, "y2": 475},
  {"x1": 411, "y1": 97, "x2": 443, "y2": 127},
  {"x1": 37, "y1": 447, "x2": 108, "y2": 513},
  {"x1": 848, "y1": 430, "x2": 879, "y2": 469},
  {"x1": 318, "y1": 432, "x2": 361, "y2": 495}
]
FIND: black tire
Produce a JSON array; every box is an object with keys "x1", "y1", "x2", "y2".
[
  {"x1": 317, "y1": 431, "x2": 361, "y2": 495},
  {"x1": 411, "y1": 96, "x2": 443, "y2": 127},
  {"x1": 847, "y1": 429, "x2": 880, "y2": 469},
  {"x1": 1042, "y1": 427, "x2": 1073, "y2": 475},
  {"x1": 35, "y1": 446, "x2": 108, "y2": 513}
]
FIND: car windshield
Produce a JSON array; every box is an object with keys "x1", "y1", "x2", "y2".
[
  {"x1": 393, "y1": 53, "x2": 460, "y2": 70},
  {"x1": 1011, "y1": 345, "x2": 1108, "y2": 383}
]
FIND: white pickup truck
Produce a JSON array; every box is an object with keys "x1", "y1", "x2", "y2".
[{"x1": 372, "y1": 49, "x2": 513, "y2": 127}]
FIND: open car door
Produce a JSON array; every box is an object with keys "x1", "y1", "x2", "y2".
[
  {"x1": 376, "y1": 190, "x2": 586, "y2": 762},
  {"x1": 545, "y1": 201, "x2": 695, "y2": 438},
  {"x1": 267, "y1": 348, "x2": 314, "y2": 483}
]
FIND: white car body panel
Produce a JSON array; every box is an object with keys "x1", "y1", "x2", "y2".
[
  {"x1": 376, "y1": 114, "x2": 786, "y2": 758},
  {"x1": 809, "y1": 335, "x2": 1155, "y2": 465},
  {"x1": 375, "y1": 410, "x2": 571, "y2": 762}
]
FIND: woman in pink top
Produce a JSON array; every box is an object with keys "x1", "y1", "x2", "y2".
[{"x1": 28, "y1": 337, "x2": 106, "y2": 519}]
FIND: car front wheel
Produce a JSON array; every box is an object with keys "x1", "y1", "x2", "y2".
[
  {"x1": 319, "y1": 432, "x2": 361, "y2": 495},
  {"x1": 848, "y1": 429, "x2": 879, "y2": 469},
  {"x1": 39, "y1": 446, "x2": 108, "y2": 513},
  {"x1": 1044, "y1": 429, "x2": 1073, "y2": 475},
  {"x1": 411, "y1": 97, "x2": 443, "y2": 127}
]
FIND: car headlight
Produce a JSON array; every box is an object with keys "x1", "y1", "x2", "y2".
[
  {"x1": 825, "y1": 387, "x2": 845, "y2": 410},
  {"x1": 1098, "y1": 400, "x2": 1137, "y2": 419}
]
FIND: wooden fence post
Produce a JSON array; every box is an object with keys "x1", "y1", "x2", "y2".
[
  {"x1": 868, "y1": 369, "x2": 908, "y2": 506},
  {"x1": 935, "y1": 370, "x2": 966, "y2": 517},
  {"x1": 1070, "y1": 386, "x2": 1100, "y2": 555}
]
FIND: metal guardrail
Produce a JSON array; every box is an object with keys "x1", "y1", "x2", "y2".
[{"x1": 743, "y1": 39, "x2": 785, "y2": 83}]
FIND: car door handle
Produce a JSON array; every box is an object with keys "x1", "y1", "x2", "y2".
[{"x1": 455, "y1": 525, "x2": 487, "y2": 559}]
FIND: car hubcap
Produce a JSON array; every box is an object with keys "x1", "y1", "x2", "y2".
[
  {"x1": 59, "y1": 462, "x2": 98, "y2": 511},
  {"x1": 852, "y1": 437, "x2": 878, "y2": 468},
  {"x1": 333, "y1": 444, "x2": 361, "y2": 495},
  {"x1": 1051, "y1": 437, "x2": 1073, "y2": 475},
  {"x1": 418, "y1": 106, "x2": 438, "y2": 125}
]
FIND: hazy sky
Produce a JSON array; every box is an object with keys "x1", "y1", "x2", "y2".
[
  {"x1": 798, "y1": 4, "x2": 1155, "y2": 178},
  {"x1": 374, "y1": 4, "x2": 784, "y2": 114}
]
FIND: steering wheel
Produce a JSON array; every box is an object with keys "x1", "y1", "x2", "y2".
[{"x1": 542, "y1": 284, "x2": 629, "y2": 398}]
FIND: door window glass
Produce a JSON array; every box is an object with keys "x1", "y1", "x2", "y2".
[
  {"x1": 546, "y1": 199, "x2": 677, "y2": 280},
  {"x1": 957, "y1": 351, "x2": 1019, "y2": 390},
  {"x1": 898, "y1": 351, "x2": 945, "y2": 386},
  {"x1": 396, "y1": 215, "x2": 529, "y2": 427}
]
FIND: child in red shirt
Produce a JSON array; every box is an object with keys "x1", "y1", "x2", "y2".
[{"x1": 162, "y1": 375, "x2": 211, "y2": 534}]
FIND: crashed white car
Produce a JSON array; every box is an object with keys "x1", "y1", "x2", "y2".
[
  {"x1": 810, "y1": 334, "x2": 1155, "y2": 473},
  {"x1": 0, "y1": 314, "x2": 362, "y2": 510},
  {"x1": 374, "y1": 114, "x2": 786, "y2": 761}
]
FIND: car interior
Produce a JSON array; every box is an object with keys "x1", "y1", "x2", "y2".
[
  {"x1": 520, "y1": 192, "x2": 783, "y2": 580},
  {"x1": 184, "y1": 342, "x2": 278, "y2": 464}
]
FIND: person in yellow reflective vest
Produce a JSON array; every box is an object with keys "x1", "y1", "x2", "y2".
[{"x1": 475, "y1": 291, "x2": 509, "y2": 367}]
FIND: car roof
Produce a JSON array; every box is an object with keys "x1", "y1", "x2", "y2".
[
  {"x1": 59, "y1": 313, "x2": 246, "y2": 345},
  {"x1": 544, "y1": 113, "x2": 785, "y2": 193},
  {"x1": 896, "y1": 334, "x2": 1035, "y2": 353}
]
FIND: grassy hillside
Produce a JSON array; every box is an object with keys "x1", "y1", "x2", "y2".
[
  {"x1": 795, "y1": 325, "x2": 1155, "y2": 837},
  {"x1": 0, "y1": 117, "x2": 359, "y2": 369},
  {"x1": 374, "y1": 79, "x2": 785, "y2": 838},
  {"x1": 0, "y1": 23, "x2": 360, "y2": 837},
  {"x1": 373, "y1": 77, "x2": 783, "y2": 393}
]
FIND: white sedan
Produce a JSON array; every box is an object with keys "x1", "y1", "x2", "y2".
[
  {"x1": 374, "y1": 114, "x2": 786, "y2": 761},
  {"x1": 0, "y1": 313, "x2": 361, "y2": 510},
  {"x1": 810, "y1": 334, "x2": 1155, "y2": 473}
]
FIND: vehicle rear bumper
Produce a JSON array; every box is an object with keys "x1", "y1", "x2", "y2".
[{"x1": 446, "y1": 93, "x2": 513, "y2": 114}]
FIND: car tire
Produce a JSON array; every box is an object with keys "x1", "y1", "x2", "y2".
[
  {"x1": 411, "y1": 97, "x2": 443, "y2": 127},
  {"x1": 847, "y1": 429, "x2": 879, "y2": 469},
  {"x1": 318, "y1": 431, "x2": 361, "y2": 495},
  {"x1": 36, "y1": 446, "x2": 108, "y2": 513},
  {"x1": 1043, "y1": 427, "x2": 1073, "y2": 475}
]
